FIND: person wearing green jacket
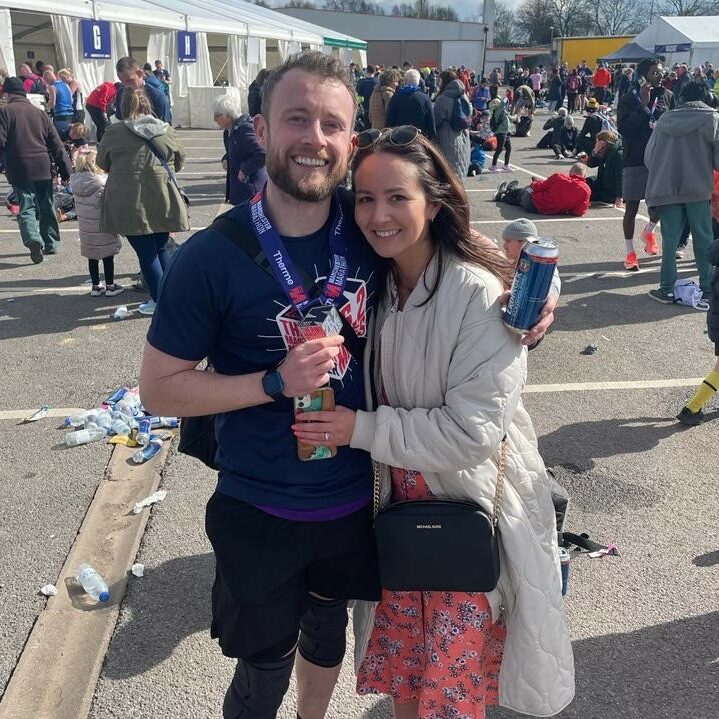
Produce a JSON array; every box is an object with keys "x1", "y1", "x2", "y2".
[
  {"x1": 488, "y1": 97, "x2": 512, "y2": 172},
  {"x1": 584, "y1": 130, "x2": 624, "y2": 205}
]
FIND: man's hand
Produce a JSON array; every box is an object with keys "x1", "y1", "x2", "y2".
[
  {"x1": 221, "y1": 159, "x2": 228, "y2": 171},
  {"x1": 237, "y1": 169, "x2": 246, "y2": 182},
  {"x1": 639, "y1": 83, "x2": 652, "y2": 106},
  {"x1": 278, "y1": 336, "x2": 344, "y2": 397},
  {"x1": 499, "y1": 290, "x2": 557, "y2": 346}
]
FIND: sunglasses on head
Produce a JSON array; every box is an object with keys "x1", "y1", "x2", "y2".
[{"x1": 356, "y1": 125, "x2": 421, "y2": 150}]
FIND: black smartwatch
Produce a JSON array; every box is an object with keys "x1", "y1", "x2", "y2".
[{"x1": 262, "y1": 369, "x2": 285, "y2": 401}]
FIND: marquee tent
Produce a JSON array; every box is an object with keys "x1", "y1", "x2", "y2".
[
  {"x1": 0, "y1": 0, "x2": 366, "y2": 126},
  {"x1": 599, "y1": 41, "x2": 653, "y2": 63},
  {"x1": 633, "y1": 15, "x2": 719, "y2": 69}
]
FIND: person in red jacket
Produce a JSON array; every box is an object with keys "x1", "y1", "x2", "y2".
[
  {"x1": 592, "y1": 62, "x2": 612, "y2": 104},
  {"x1": 85, "y1": 81, "x2": 118, "y2": 142},
  {"x1": 494, "y1": 163, "x2": 591, "y2": 216}
]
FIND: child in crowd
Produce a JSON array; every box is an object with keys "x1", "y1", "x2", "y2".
[
  {"x1": 677, "y1": 171, "x2": 719, "y2": 425},
  {"x1": 70, "y1": 148, "x2": 123, "y2": 297},
  {"x1": 67, "y1": 122, "x2": 89, "y2": 160}
]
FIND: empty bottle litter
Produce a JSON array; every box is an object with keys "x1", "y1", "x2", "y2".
[
  {"x1": 75, "y1": 564, "x2": 110, "y2": 602},
  {"x1": 131, "y1": 436, "x2": 163, "y2": 465},
  {"x1": 65, "y1": 426, "x2": 107, "y2": 447},
  {"x1": 113, "y1": 306, "x2": 129, "y2": 320}
]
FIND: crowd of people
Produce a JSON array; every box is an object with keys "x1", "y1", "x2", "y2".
[{"x1": 0, "y1": 45, "x2": 718, "y2": 719}]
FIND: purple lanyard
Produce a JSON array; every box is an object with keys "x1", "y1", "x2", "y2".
[{"x1": 249, "y1": 191, "x2": 348, "y2": 314}]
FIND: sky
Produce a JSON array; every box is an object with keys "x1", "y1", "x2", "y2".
[{"x1": 266, "y1": 0, "x2": 519, "y2": 22}]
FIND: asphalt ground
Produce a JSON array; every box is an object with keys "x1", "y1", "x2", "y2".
[{"x1": 1, "y1": 117, "x2": 718, "y2": 719}]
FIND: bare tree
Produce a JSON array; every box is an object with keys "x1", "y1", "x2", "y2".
[
  {"x1": 285, "y1": 0, "x2": 317, "y2": 7},
  {"x1": 391, "y1": 1, "x2": 458, "y2": 20},
  {"x1": 515, "y1": 0, "x2": 556, "y2": 44},
  {"x1": 493, "y1": 1, "x2": 520, "y2": 46},
  {"x1": 324, "y1": 0, "x2": 386, "y2": 12},
  {"x1": 592, "y1": 0, "x2": 645, "y2": 35},
  {"x1": 656, "y1": 0, "x2": 719, "y2": 13}
]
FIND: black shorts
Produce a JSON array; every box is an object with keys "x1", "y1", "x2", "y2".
[{"x1": 205, "y1": 492, "x2": 380, "y2": 658}]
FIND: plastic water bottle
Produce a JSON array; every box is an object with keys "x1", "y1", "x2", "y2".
[
  {"x1": 63, "y1": 410, "x2": 96, "y2": 428},
  {"x1": 87, "y1": 411, "x2": 112, "y2": 432},
  {"x1": 131, "y1": 436, "x2": 163, "y2": 464},
  {"x1": 111, "y1": 417, "x2": 132, "y2": 436},
  {"x1": 75, "y1": 564, "x2": 110, "y2": 602},
  {"x1": 65, "y1": 426, "x2": 107, "y2": 447}
]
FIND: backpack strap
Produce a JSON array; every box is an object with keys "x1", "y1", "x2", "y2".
[{"x1": 210, "y1": 211, "x2": 366, "y2": 362}]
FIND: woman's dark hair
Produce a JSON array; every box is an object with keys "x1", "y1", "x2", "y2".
[
  {"x1": 255, "y1": 68, "x2": 270, "y2": 87},
  {"x1": 680, "y1": 80, "x2": 710, "y2": 103},
  {"x1": 438, "y1": 69, "x2": 458, "y2": 94},
  {"x1": 351, "y1": 133, "x2": 514, "y2": 304},
  {"x1": 636, "y1": 57, "x2": 661, "y2": 79}
]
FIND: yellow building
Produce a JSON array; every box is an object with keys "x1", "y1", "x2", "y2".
[{"x1": 553, "y1": 36, "x2": 635, "y2": 68}]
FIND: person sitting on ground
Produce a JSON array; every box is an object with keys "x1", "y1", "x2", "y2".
[
  {"x1": 574, "y1": 98, "x2": 603, "y2": 156},
  {"x1": 581, "y1": 130, "x2": 624, "y2": 207},
  {"x1": 537, "y1": 106, "x2": 567, "y2": 151},
  {"x1": 554, "y1": 115, "x2": 577, "y2": 158},
  {"x1": 385, "y1": 68, "x2": 436, "y2": 141},
  {"x1": 494, "y1": 163, "x2": 591, "y2": 217}
]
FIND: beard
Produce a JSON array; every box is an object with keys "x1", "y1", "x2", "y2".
[{"x1": 264, "y1": 141, "x2": 348, "y2": 203}]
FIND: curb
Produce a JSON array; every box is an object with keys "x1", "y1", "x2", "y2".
[{"x1": 0, "y1": 437, "x2": 174, "y2": 719}]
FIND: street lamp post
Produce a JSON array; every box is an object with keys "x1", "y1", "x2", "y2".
[
  {"x1": 481, "y1": 25, "x2": 489, "y2": 80},
  {"x1": 549, "y1": 25, "x2": 554, "y2": 64}
]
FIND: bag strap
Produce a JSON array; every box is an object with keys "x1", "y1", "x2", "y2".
[
  {"x1": 144, "y1": 137, "x2": 183, "y2": 194},
  {"x1": 372, "y1": 437, "x2": 508, "y2": 528},
  {"x1": 209, "y1": 212, "x2": 365, "y2": 362}
]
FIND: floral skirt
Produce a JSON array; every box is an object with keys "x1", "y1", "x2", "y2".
[{"x1": 356, "y1": 467, "x2": 506, "y2": 719}]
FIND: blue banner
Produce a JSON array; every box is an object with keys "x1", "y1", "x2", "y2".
[
  {"x1": 177, "y1": 31, "x2": 197, "y2": 63},
  {"x1": 654, "y1": 43, "x2": 692, "y2": 54},
  {"x1": 81, "y1": 19, "x2": 112, "y2": 60}
]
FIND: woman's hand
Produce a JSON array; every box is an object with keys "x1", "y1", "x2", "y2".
[
  {"x1": 291, "y1": 406, "x2": 357, "y2": 447},
  {"x1": 499, "y1": 290, "x2": 557, "y2": 346}
]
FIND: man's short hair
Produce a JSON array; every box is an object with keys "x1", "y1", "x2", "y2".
[
  {"x1": 404, "y1": 68, "x2": 421, "y2": 86},
  {"x1": 143, "y1": 63, "x2": 152, "y2": 73},
  {"x1": 569, "y1": 163, "x2": 587, "y2": 177},
  {"x1": 260, "y1": 51, "x2": 356, "y2": 120},
  {"x1": 366, "y1": 64, "x2": 375, "y2": 75},
  {"x1": 116, "y1": 57, "x2": 139, "y2": 75},
  {"x1": 680, "y1": 80, "x2": 710, "y2": 103},
  {"x1": 155, "y1": 60, "x2": 162, "y2": 66},
  {"x1": 596, "y1": 130, "x2": 618, "y2": 144},
  {"x1": 636, "y1": 57, "x2": 661, "y2": 79}
]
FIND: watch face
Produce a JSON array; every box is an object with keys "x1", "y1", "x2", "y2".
[{"x1": 263, "y1": 371, "x2": 283, "y2": 397}]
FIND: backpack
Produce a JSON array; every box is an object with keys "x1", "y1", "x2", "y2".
[
  {"x1": 449, "y1": 96, "x2": 472, "y2": 131},
  {"x1": 28, "y1": 78, "x2": 45, "y2": 95},
  {"x1": 567, "y1": 76, "x2": 580, "y2": 92}
]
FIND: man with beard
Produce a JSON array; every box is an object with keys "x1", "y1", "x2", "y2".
[
  {"x1": 138, "y1": 51, "x2": 556, "y2": 719},
  {"x1": 617, "y1": 57, "x2": 675, "y2": 271}
]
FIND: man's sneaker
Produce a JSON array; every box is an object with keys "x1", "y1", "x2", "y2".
[
  {"x1": 642, "y1": 229, "x2": 659, "y2": 255},
  {"x1": 487, "y1": 166, "x2": 500, "y2": 173},
  {"x1": 29, "y1": 242, "x2": 43, "y2": 264},
  {"x1": 676, "y1": 406, "x2": 703, "y2": 427},
  {"x1": 43, "y1": 246, "x2": 58, "y2": 255},
  {"x1": 506, "y1": 180, "x2": 520, "y2": 192},
  {"x1": 104, "y1": 283, "x2": 124, "y2": 297},
  {"x1": 676, "y1": 244, "x2": 687, "y2": 259},
  {"x1": 90, "y1": 284, "x2": 105, "y2": 296},
  {"x1": 648, "y1": 288, "x2": 677, "y2": 304},
  {"x1": 138, "y1": 299, "x2": 156, "y2": 316},
  {"x1": 494, "y1": 181, "x2": 508, "y2": 201},
  {"x1": 501, "y1": 164, "x2": 512, "y2": 172},
  {"x1": 624, "y1": 251, "x2": 639, "y2": 271}
]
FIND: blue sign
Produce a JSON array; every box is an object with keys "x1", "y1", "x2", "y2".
[
  {"x1": 81, "y1": 19, "x2": 111, "y2": 60},
  {"x1": 654, "y1": 43, "x2": 692, "y2": 54},
  {"x1": 177, "y1": 32, "x2": 197, "y2": 63}
]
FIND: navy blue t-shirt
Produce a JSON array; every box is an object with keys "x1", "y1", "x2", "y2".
[{"x1": 147, "y1": 190, "x2": 377, "y2": 510}]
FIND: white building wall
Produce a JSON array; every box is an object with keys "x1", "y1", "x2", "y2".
[{"x1": 441, "y1": 41, "x2": 482, "y2": 70}]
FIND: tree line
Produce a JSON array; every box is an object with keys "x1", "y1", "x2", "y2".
[{"x1": 261, "y1": 0, "x2": 459, "y2": 22}]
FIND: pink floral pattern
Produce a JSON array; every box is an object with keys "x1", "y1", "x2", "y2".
[{"x1": 357, "y1": 466, "x2": 506, "y2": 719}]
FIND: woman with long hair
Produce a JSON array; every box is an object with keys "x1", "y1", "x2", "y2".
[
  {"x1": 97, "y1": 88, "x2": 189, "y2": 315},
  {"x1": 292, "y1": 127, "x2": 574, "y2": 719}
]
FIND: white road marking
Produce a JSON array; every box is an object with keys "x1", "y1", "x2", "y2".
[
  {"x1": 177, "y1": 171, "x2": 226, "y2": 176},
  {"x1": 465, "y1": 188, "x2": 501, "y2": 193},
  {"x1": 524, "y1": 378, "x2": 704, "y2": 394},
  {"x1": 0, "y1": 408, "x2": 85, "y2": 420},
  {"x1": 471, "y1": 217, "x2": 624, "y2": 225}
]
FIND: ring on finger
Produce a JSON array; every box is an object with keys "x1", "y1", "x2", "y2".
[{"x1": 324, "y1": 432, "x2": 330, "y2": 442}]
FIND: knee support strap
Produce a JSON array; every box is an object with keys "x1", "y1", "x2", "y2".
[
  {"x1": 223, "y1": 635, "x2": 297, "y2": 719},
  {"x1": 297, "y1": 595, "x2": 348, "y2": 669}
]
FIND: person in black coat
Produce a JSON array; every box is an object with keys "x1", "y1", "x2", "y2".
[
  {"x1": 537, "y1": 107, "x2": 567, "y2": 152},
  {"x1": 247, "y1": 69, "x2": 270, "y2": 118},
  {"x1": 574, "y1": 98, "x2": 603, "y2": 155},
  {"x1": 385, "y1": 68, "x2": 436, "y2": 141},
  {"x1": 212, "y1": 95, "x2": 267, "y2": 205}
]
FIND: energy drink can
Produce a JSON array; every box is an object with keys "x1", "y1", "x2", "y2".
[
  {"x1": 558, "y1": 547, "x2": 571, "y2": 596},
  {"x1": 503, "y1": 238, "x2": 559, "y2": 334}
]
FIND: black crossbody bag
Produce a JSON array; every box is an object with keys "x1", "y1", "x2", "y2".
[
  {"x1": 144, "y1": 137, "x2": 191, "y2": 208},
  {"x1": 177, "y1": 211, "x2": 365, "y2": 470},
  {"x1": 372, "y1": 436, "x2": 507, "y2": 592}
]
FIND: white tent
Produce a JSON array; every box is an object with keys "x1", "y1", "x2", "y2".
[
  {"x1": 0, "y1": 0, "x2": 366, "y2": 126},
  {"x1": 633, "y1": 15, "x2": 719, "y2": 69}
]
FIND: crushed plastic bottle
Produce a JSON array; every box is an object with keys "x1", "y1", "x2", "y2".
[
  {"x1": 131, "y1": 436, "x2": 163, "y2": 464},
  {"x1": 24, "y1": 405, "x2": 49, "y2": 423},
  {"x1": 75, "y1": 564, "x2": 110, "y2": 602},
  {"x1": 87, "y1": 411, "x2": 112, "y2": 432},
  {"x1": 65, "y1": 426, "x2": 107, "y2": 447},
  {"x1": 111, "y1": 417, "x2": 132, "y2": 436},
  {"x1": 133, "y1": 489, "x2": 167, "y2": 514},
  {"x1": 63, "y1": 410, "x2": 96, "y2": 428},
  {"x1": 113, "y1": 305, "x2": 129, "y2": 321}
]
